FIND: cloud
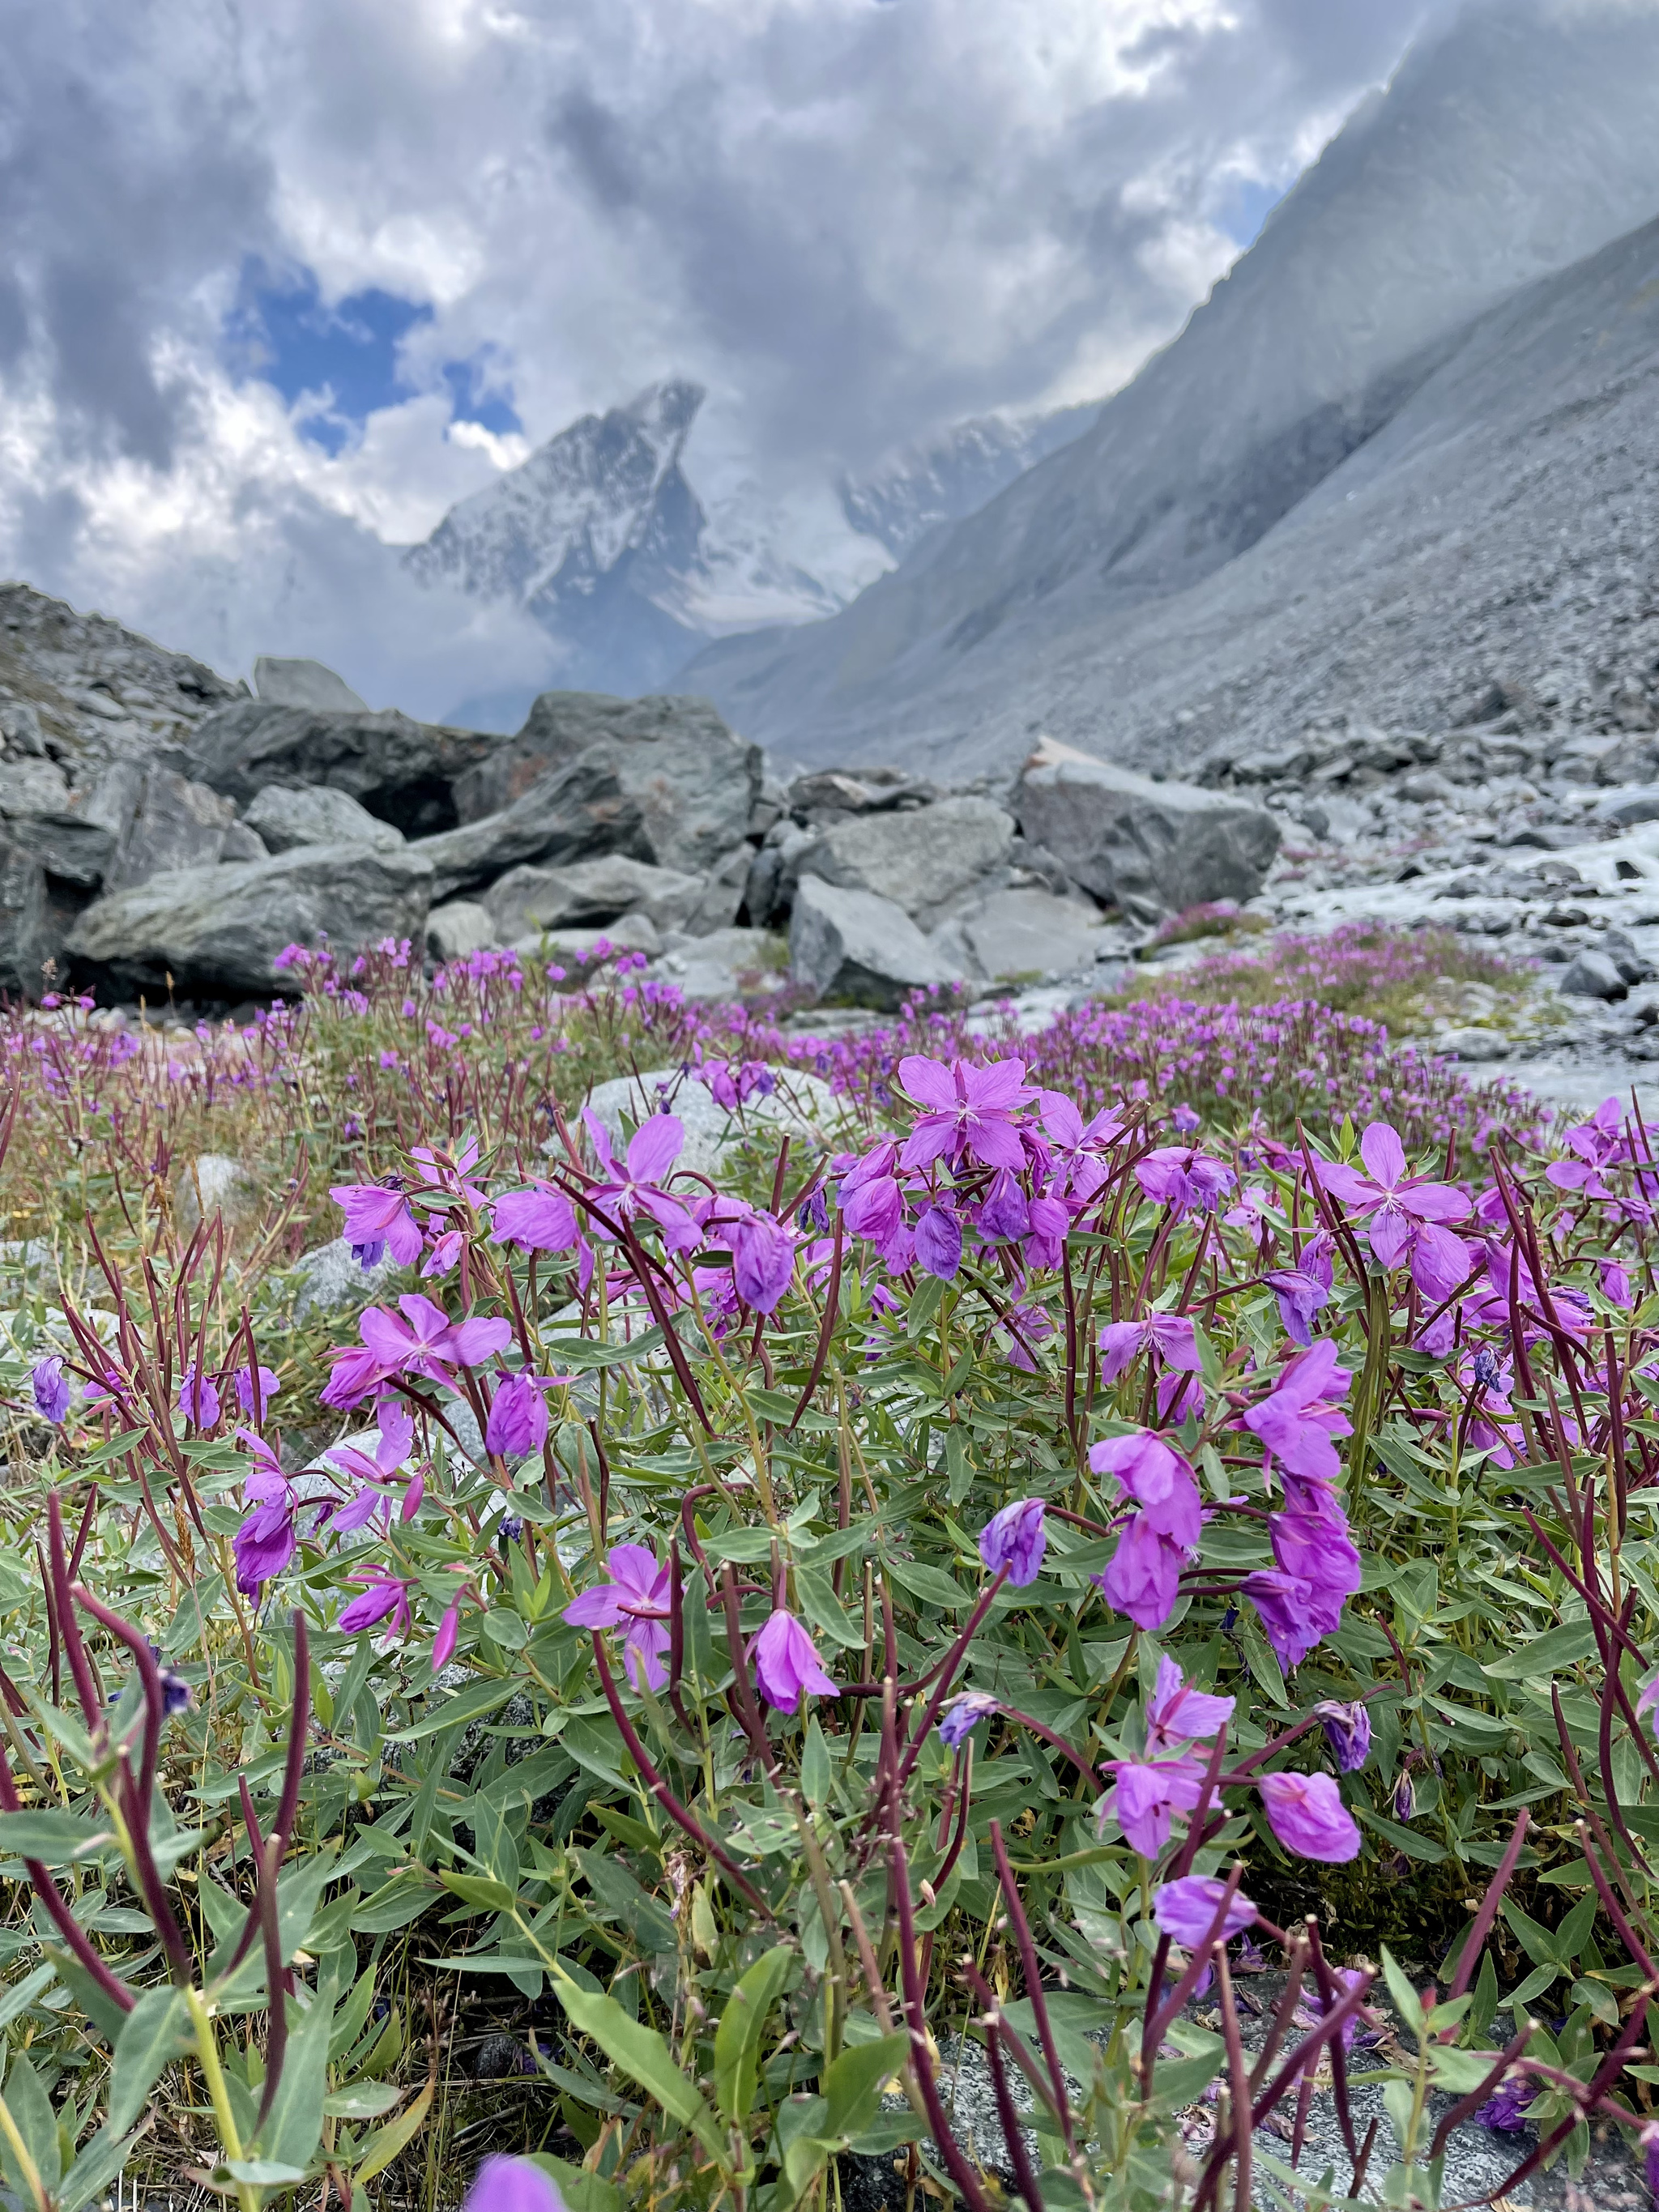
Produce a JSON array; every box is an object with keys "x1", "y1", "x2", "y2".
[{"x1": 0, "y1": 0, "x2": 1439, "y2": 693}]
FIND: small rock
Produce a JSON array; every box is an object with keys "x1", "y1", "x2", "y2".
[
  {"x1": 174, "y1": 1154, "x2": 263, "y2": 1239},
  {"x1": 252, "y1": 657, "x2": 368, "y2": 711},
  {"x1": 426, "y1": 900, "x2": 498, "y2": 961},
  {"x1": 1560, "y1": 949, "x2": 1627, "y2": 1000},
  {"x1": 485, "y1": 855, "x2": 703, "y2": 939},
  {"x1": 242, "y1": 782, "x2": 407, "y2": 855},
  {"x1": 584, "y1": 1063, "x2": 844, "y2": 1182},
  {"x1": 287, "y1": 1237, "x2": 403, "y2": 1323},
  {"x1": 1437, "y1": 1028, "x2": 1512, "y2": 1062}
]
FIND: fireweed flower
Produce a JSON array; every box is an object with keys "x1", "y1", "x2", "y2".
[
  {"x1": 338, "y1": 1567, "x2": 413, "y2": 1638},
  {"x1": 490, "y1": 1181, "x2": 581, "y2": 1255},
  {"x1": 700, "y1": 1200, "x2": 797, "y2": 1312},
  {"x1": 1036, "y1": 1090, "x2": 1125, "y2": 1201},
  {"x1": 1101, "y1": 1758, "x2": 1205, "y2": 1858},
  {"x1": 898, "y1": 1055, "x2": 1032, "y2": 1172},
  {"x1": 1239, "y1": 1338, "x2": 1352, "y2": 1491},
  {"x1": 1090, "y1": 1430, "x2": 1203, "y2": 1630},
  {"x1": 1269, "y1": 1508, "x2": 1362, "y2": 1639},
  {"x1": 1134, "y1": 1144, "x2": 1235, "y2": 1219},
  {"x1": 1145, "y1": 1657, "x2": 1235, "y2": 1753},
  {"x1": 1021, "y1": 1193, "x2": 1070, "y2": 1271},
  {"x1": 1154, "y1": 1876, "x2": 1256, "y2": 1948},
  {"x1": 31, "y1": 1356, "x2": 70, "y2": 1425},
  {"x1": 1600, "y1": 1257, "x2": 1634, "y2": 1307},
  {"x1": 463, "y1": 2154, "x2": 567, "y2": 2212},
  {"x1": 751, "y1": 1608, "x2": 838, "y2": 1713},
  {"x1": 563, "y1": 1545, "x2": 672, "y2": 1690},
  {"x1": 914, "y1": 1202, "x2": 963, "y2": 1281},
  {"x1": 1257, "y1": 1770, "x2": 1361, "y2": 1862},
  {"x1": 331, "y1": 1179, "x2": 423, "y2": 1269},
  {"x1": 232, "y1": 1432, "x2": 297, "y2": 1596},
  {"x1": 322, "y1": 1294, "x2": 513, "y2": 1409},
  {"x1": 233, "y1": 1364, "x2": 281, "y2": 1419},
  {"x1": 421, "y1": 1230, "x2": 465, "y2": 1278},
  {"x1": 1314, "y1": 1121, "x2": 1472, "y2": 1298},
  {"x1": 1265, "y1": 1234, "x2": 1334, "y2": 1346},
  {"x1": 484, "y1": 1372, "x2": 557, "y2": 1459},
  {"x1": 979, "y1": 1497, "x2": 1047, "y2": 1585},
  {"x1": 937, "y1": 1691, "x2": 999, "y2": 1747},
  {"x1": 1637, "y1": 1675, "x2": 1659, "y2": 1741},
  {"x1": 583, "y1": 1109, "x2": 697, "y2": 1255},
  {"x1": 1315, "y1": 1700, "x2": 1372, "y2": 1771},
  {"x1": 838, "y1": 1143, "x2": 905, "y2": 1247},
  {"x1": 977, "y1": 1169, "x2": 1030, "y2": 1242},
  {"x1": 177, "y1": 1364, "x2": 221, "y2": 1431},
  {"x1": 1098, "y1": 1312, "x2": 1200, "y2": 1386},
  {"x1": 1240, "y1": 1570, "x2": 1327, "y2": 1672},
  {"x1": 1478, "y1": 2072, "x2": 1534, "y2": 2135}
]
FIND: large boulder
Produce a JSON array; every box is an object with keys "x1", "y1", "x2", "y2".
[
  {"x1": 938, "y1": 887, "x2": 1110, "y2": 981},
  {"x1": 647, "y1": 927, "x2": 789, "y2": 1002},
  {"x1": 253, "y1": 657, "x2": 368, "y2": 711},
  {"x1": 789, "y1": 877, "x2": 963, "y2": 1009},
  {"x1": 0, "y1": 833, "x2": 49, "y2": 995},
  {"x1": 586, "y1": 1063, "x2": 844, "y2": 1181},
  {"x1": 484, "y1": 855, "x2": 704, "y2": 940},
  {"x1": 425, "y1": 901, "x2": 498, "y2": 962},
  {"x1": 796, "y1": 795, "x2": 1015, "y2": 926},
  {"x1": 1015, "y1": 747, "x2": 1279, "y2": 918},
  {"x1": 243, "y1": 782, "x2": 407, "y2": 855},
  {"x1": 183, "y1": 701, "x2": 501, "y2": 837},
  {"x1": 66, "y1": 844, "x2": 434, "y2": 999},
  {"x1": 410, "y1": 757, "x2": 649, "y2": 903},
  {"x1": 102, "y1": 766, "x2": 244, "y2": 893},
  {"x1": 454, "y1": 693, "x2": 760, "y2": 874}
]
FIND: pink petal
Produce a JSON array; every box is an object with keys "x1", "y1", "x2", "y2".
[
  {"x1": 1313, "y1": 1161, "x2": 1376, "y2": 1208},
  {"x1": 444, "y1": 1316, "x2": 514, "y2": 1366},
  {"x1": 1358, "y1": 1123, "x2": 1406, "y2": 1191},
  {"x1": 897, "y1": 1055, "x2": 957, "y2": 1109},
  {"x1": 626, "y1": 1114, "x2": 684, "y2": 1187},
  {"x1": 1402, "y1": 1182, "x2": 1472, "y2": 1224},
  {"x1": 963, "y1": 1059, "x2": 1030, "y2": 1109}
]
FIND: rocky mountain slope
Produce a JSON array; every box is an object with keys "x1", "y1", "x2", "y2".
[
  {"x1": 681, "y1": 0, "x2": 1659, "y2": 774},
  {"x1": 838, "y1": 403, "x2": 1098, "y2": 561}
]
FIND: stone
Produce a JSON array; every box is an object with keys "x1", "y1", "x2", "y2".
[
  {"x1": 1401, "y1": 769, "x2": 1456, "y2": 804},
  {"x1": 173, "y1": 1153, "x2": 263, "y2": 1239},
  {"x1": 220, "y1": 820, "x2": 269, "y2": 863},
  {"x1": 252, "y1": 657, "x2": 369, "y2": 711},
  {"x1": 1594, "y1": 786, "x2": 1659, "y2": 828},
  {"x1": 452, "y1": 692, "x2": 760, "y2": 874},
  {"x1": 0, "y1": 759, "x2": 71, "y2": 817},
  {"x1": 1601, "y1": 928, "x2": 1653, "y2": 985},
  {"x1": 647, "y1": 927, "x2": 788, "y2": 1002},
  {"x1": 0, "y1": 833, "x2": 49, "y2": 995},
  {"x1": 242, "y1": 782, "x2": 407, "y2": 855},
  {"x1": 1437, "y1": 1027, "x2": 1512, "y2": 1061},
  {"x1": 483, "y1": 855, "x2": 704, "y2": 940},
  {"x1": 789, "y1": 877, "x2": 963, "y2": 1008},
  {"x1": 102, "y1": 767, "x2": 241, "y2": 893},
  {"x1": 412, "y1": 756, "x2": 648, "y2": 904},
  {"x1": 585, "y1": 1063, "x2": 843, "y2": 1183},
  {"x1": 184, "y1": 701, "x2": 501, "y2": 836},
  {"x1": 1015, "y1": 748, "x2": 1280, "y2": 918},
  {"x1": 797, "y1": 796, "x2": 1015, "y2": 927},
  {"x1": 66, "y1": 843, "x2": 434, "y2": 999},
  {"x1": 425, "y1": 901, "x2": 498, "y2": 961},
  {"x1": 535, "y1": 912, "x2": 661, "y2": 964},
  {"x1": 681, "y1": 845, "x2": 752, "y2": 935},
  {"x1": 286, "y1": 1237, "x2": 403, "y2": 1323},
  {"x1": 934, "y1": 888, "x2": 1108, "y2": 982},
  {"x1": 0, "y1": 700, "x2": 45, "y2": 754},
  {"x1": 1559, "y1": 948, "x2": 1626, "y2": 1000}
]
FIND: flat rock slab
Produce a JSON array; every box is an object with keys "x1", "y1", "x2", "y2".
[{"x1": 584, "y1": 1063, "x2": 844, "y2": 1182}]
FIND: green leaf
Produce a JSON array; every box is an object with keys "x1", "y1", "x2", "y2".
[
  {"x1": 1230, "y1": 1611, "x2": 1290, "y2": 1710},
  {"x1": 58, "y1": 2121, "x2": 139, "y2": 2212},
  {"x1": 386, "y1": 1677, "x2": 515, "y2": 1742},
  {"x1": 256, "y1": 1985, "x2": 334, "y2": 2175},
  {"x1": 800, "y1": 1719, "x2": 833, "y2": 1808},
  {"x1": 1379, "y1": 1948, "x2": 1425, "y2": 2039},
  {"x1": 555, "y1": 1969, "x2": 725, "y2": 2158},
  {"x1": 543, "y1": 1328, "x2": 666, "y2": 1371},
  {"x1": 224, "y1": 2159, "x2": 308, "y2": 2185},
  {"x1": 352, "y1": 1873, "x2": 437, "y2": 1933},
  {"x1": 881, "y1": 1556, "x2": 970, "y2": 1612},
  {"x1": 440, "y1": 1872, "x2": 518, "y2": 1915},
  {"x1": 794, "y1": 1566, "x2": 860, "y2": 1649},
  {"x1": 1354, "y1": 1808, "x2": 1446, "y2": 1864},
  {"x1": 323, "y1": 2085, "x2": 405, "y2": 2120},
  {"x1": 821, "y1": 2034, "x2": 911, "y2": 2142},
  {"x1": 0, "y1": 2051, "x2": 61, "y2": 2193},
  {"x1": 0, "y1": 1811, "x2": 114, "y2": 1862},
  {"x1": 714, "y1": 1945, "x2": 794, "y2": 2125},
  {"x1": 351, "y1": 2080, "x2": 434, "y2": 2184},
  {"x1": 1482, "y1": 1620, "x2": 1599, "y2": 1681},
  {"x1": 0, "y1": 1966, "x2": 55, "y2": 2037},
  {"x1": 108, "y1": 1986, "x2": 188, "y2": 2133}
]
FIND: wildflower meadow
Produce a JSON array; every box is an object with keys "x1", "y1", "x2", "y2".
[{"x1": 2, "y1": 931, "x2": 1658, "y2": 2212}]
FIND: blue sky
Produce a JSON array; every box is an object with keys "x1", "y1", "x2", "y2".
[{"x1": 226, "y1": 263, "x2": 522, "y2": 456}]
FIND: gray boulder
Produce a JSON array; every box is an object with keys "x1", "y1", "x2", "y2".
[
  {"x1": 184, "y1": 701, "x2": 501, "y2": 837},
  {"x1": 0, "y1": 758, "x2": 71, "y2": 818},
  {"x1": 286, "y1": 1237, "x2": 403, "y2": 1323},
  {"x1": 0, "y1": 759, "x2": 135, "y2": 889},
  {"x1": 1594, "y1": 786, "x2": 1659, "y2": 828},
  {"x1": 941, "y1": 887, "x2": 1109, "y2": 981},
  {"x1": 253, "y1": 657, "x2": 368, "y2": 711},
  {"x1": 425, "y1": 900, "x2": 498, "y2": 962},
  {"x1": 797, "y1": 795, "x2": 1015, "y2": 927},
  {"x1": 586, "y1": 1063, "x2": 843, "y2": 1181},
  {"x1": 789, "y1": 877, "x2": 963, "y2": 1009},
  {"x1": 648, "y1": 927, "x2": 788, "y2": 1002},
  {"x1": 66, "y1": 843, "x2": 434, "y2": 999},
  {"x1": 453, "y1": 693, "x2": 760, "y2": 873},
  {"x1": 411, "y1": 756, "x2": 648, "y2": 903},
  {"x1": 682, "y1": 845, "x2": 752, "y2": 935},
  {"x1": 243, "y1": 782, "x2": 407, "y2": 855},
  {"x1": 1016, "y1": 749, "x2": 1280, "y2": 919},
  {"x1": 174, "y1": 1153, "x2": 264, "y2": 1239},
  {"x1": 0, "y1": 833, "x2": 49, "y2": 995},
  {"x1": 484, "y1": 854, "x2": 704, "y2": 940},
  {"x1": 103, "y1": 767, "x2": 241, "y2": 893},
  {"x1": 1559, "y1": 948, "x2": 1626, "y2": 1000}
]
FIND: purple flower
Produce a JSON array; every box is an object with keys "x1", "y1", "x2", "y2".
[
  {"x1": 1477, "y1": 2073, "x2": 1534, "y2": 2135},
  {"x1": 1314, "y1": 1122, "x2": 1471, "y2": 1298},
  {"x1": 485, "y1": 1372, "x2": 554, "y2": 1460},
  {"x1": 1637, "y1": 1674, "x2": 1659, "y2": 1741},
  {"x1": 938, "y1": 1691, "x2": 999, "y2": 1747},
  {"x1": 1315, "y1": 1700, "x2": 1371, "y2": 1772},
  {"x1": 463, "y1": 2155, "x2": 566, "y2": 2212},
  {"x1": 322, "y1": 1294, "x2": 514, "y2": 1410},
  {"x1": 706, "y1": 1203, "x2": 797, "y2": 1312},
  {"x1": 331, "y1": 1181, "x2": 423, "y2": 1269},
  {"x1": 1099, "y1": 1515, "x2": 1187, "y2": 1630},
  {"x1": 1102, "y1": 1757, "x2": 1205, "y2": 1857},
  {"x1": 898, "y1": 1055, "x2": 1032, "y2": 1174},
  {"x1": 1088, "y1": 1431, "x2": 1203, "y2": 1545},
  {"x1": 232, "y1": 1435, "x2": 296, "y2": 1596},
  {"x1": 840, "y1": 1143, "x2": 904, "y2": 1246},
  {"x1": 1642, "y1": 2118, "x2": 1659, "y2": 2198},
  {"x1": 915, "y1": 1203, "x2": 963, "y2": 1280},
  {"x1": 1134, "y1": 1145, "x2": 1235, "y2": 1219},
  {"x1": 1258, "y1": 1771, "x2": 1361, "y2": 1863},
  {"x1": 1240, "y1": 1569, "x2": 1325, "y2": 1671},
  {"x1": 490, "y1": 1182, "x2": 581, "y2": 1254},
  {"x1": 31, "y1": 1357, "x2": 70, "y2": 1426},
  {"x1": 979, "y1": 1497, "x2": 1047, "y2": 1585},
  {"x1": 1269, "y1": 1507, "x2": 1361, "y2": 1636},
  {"x1": 1036, "y1": 1091, "x2": 1125, "y2": 1200},
  {"x1": 1145, "y1": 1657, "x2": 1235, "y2": 1753},
  {"x1": 1239, "y1": 1339, "x2": 1352, "y2": 1490},
  {"x1": 1264, "y1": 1265, "x2": 1331, "y2": 1347},
  {"x1": 751, "y1": 1608, "x2": 838, "y2": 1713},
  {"x1": 177, "y1": 1365, "x2": 221, "y2": 1431},
  {"x1": 233, "y1": 1364, "x2": 281, "y2": 1419},
  {"x1": 978, "y1": 1169, "x2": 1030, "y2": 1242},
  {"x1": 564, "y1": 1545, "x2": 672, "y2": 1691},
  {"x1": 339, "y1": 1568, "x2": 412, "y2": 1637},
  {"x1": 1153, "y1": 1876, "x2": 1256, "y2": 1948},
  {"x1": 1098, "y1": 1313, "x2": 1199, "y2": 1386},
  {"x1": 1021, "y1": 1194, "x2": 1070, "y2": 1271},
  {"x1": 1600, "y1": 1257, "x2": 1634, "y2": 1307},
  {"x1": 158, "y1": 1668, "x2": 192, "y2": 1716},
  {"x1": 582, "y1": 1109, "x2": 697, "y2": 1255},
  {"x1": 1393, "y1": 1771, "x2": 1416, "y2": 1823}
]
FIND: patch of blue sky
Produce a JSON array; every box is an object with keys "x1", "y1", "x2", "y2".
[
  {"x1": 225, "y1": 261, "x2": 521, "y2": 454},
  {"x1": 1214, "y1": 176, "x2": 1286, "y2": 249}
]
